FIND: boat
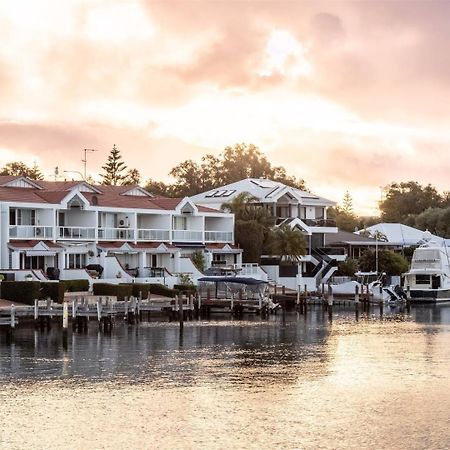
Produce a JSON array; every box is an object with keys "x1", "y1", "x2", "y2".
[
  {"x1": 330, "y1": 271, "x2": 387, "y2": 299},
  {"x1": 403, "y1": 233, "x2": 450, "y2": 303}
]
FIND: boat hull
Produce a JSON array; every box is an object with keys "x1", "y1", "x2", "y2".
[{"x1": 410, "y1": 289, "x2": 450, "y2": 303}]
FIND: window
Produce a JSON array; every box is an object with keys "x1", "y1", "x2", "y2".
[
  {"x1": 415, "y1": 275, "x2": 430, "y2": 285},
  {"x1": 67, "y1": 254, "x2": 86, "y2": 269},
  {"x1": 9, "y1": 208, "x2": 16, "y2": 225},
  {"x1": 173, "y1": 216, "x2": 187, "y2": 230}
]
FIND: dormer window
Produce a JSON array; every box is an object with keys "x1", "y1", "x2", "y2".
[{"x1": 67, "y1": 195, "x2": 84, "y2": 210}]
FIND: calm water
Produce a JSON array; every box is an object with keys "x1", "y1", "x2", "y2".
[{"x1": 0, "y1": 306, "x2": 449, "y2": 449}]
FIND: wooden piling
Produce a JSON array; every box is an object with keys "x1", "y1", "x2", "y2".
[
  {"x1": 327, "y1": 285, "x2": 333, "y2": 321},
  {"x1": 177, "y1": 295, "x2": 184, "y2": 329},
  {"x1": 406, "y1": 285, "x2": 411, "y2": 312},
  {"x1": 63, "y1": 300, "x2": 69, "y2": 329}
]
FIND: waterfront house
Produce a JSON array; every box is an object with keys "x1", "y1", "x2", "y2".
[
  {"x1": 191, "y1": 178, "x2": 342, "y2": 290},
  {"x1": 0, "y1": 176, "x2": 240, "y2": 286}
]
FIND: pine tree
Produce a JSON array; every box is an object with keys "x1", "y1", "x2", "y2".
[
  {"x1": 100, "y1": 145, "x2": 128, "y2": 185},
  {"x1": 342, "y1": 190, "x2": 353, "y2": 214}
]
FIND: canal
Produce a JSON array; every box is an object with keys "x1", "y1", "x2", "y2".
[{"x1": 0, "y1": 305, "x2": 449, "y2": 449}]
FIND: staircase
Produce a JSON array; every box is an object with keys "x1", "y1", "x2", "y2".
[{"x1": 311, "y1": 248, "x2": 338, "y2": 286}]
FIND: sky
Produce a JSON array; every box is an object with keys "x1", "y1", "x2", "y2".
[{"x1": 1, "y1": 0, "x2": 450, "y2": 215}]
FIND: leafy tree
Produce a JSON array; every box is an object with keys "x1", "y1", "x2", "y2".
[
  {"x1": 168, "y1": 143, "x2": 307, "y2": 197},
  {"x1": 358, "y1": 249, "x2": 408, "y2": 275},
  {"x1": 235, "y1": 220, "x2": 267, "y2": 263},
  {"x1": 327, "y1": 206, "x2": 358, "y2": 232},
  {"x1": 414, "y1": 206, "x2": 450, "y2": 238},
  {"x1": 191, "y1": 250, "x2": 206, "y2": 272},
  {"x1": 380, "y1": 181, "x2": 442, "y2": 223},
  {"x1": 144, "y1": 179, "x2": 171, "y2": 197},
  {"x1": 0, "y1": 161, "x2": 44, "y2": 180},
  {"x1": 336, "y1": 258, "x2": 358, "y2": 277},
  {"x1": 266, "y1": 225, "x2": 306, "y2": 263},
  {"x1": 100, "y1": 145, "x2": 128, "y2": 185},
  {"x1": 123, "y1": 168, "x2": 141, "y2": 186},
  {"x1": 221, "y1": 192, "x2": 274, "y2": 226}
]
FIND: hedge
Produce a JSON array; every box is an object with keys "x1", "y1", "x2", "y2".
[
  {"x1": 40, "y1": 282, "x2": 65, "y2": 303},
  {"x1": 149, "y1": 283, "x2": 177, "y2": 298},
  {"x1": 173, "y1": 284, "x2": 197, "y2": 295},
  {"x1": 1, "y1": 281, "x2": 41, "y2": 305},
  {"x1": 63, "y1": 279, "x2": 89, "y2": 292},
  {"x1": 93, "y1": 283, "x2": 133, "y2": 301}
]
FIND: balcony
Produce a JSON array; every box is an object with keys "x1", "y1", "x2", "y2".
[
  {"x1": 137, "y1": 229, "x2": 170, "y2": 241},
  {"x1": 58, "y1": 226, "x2": 96, "y2": 240},
  {"x1": 205, "y1": 230, "x2": 233, "y2": 243},
  {"x1": 302, "y1": 219, "x2": 337, "y2": 227},
  {"x1": 98, "y1": 227, "x2": 135, "y2": 240},
  {"x1": 172, "y1": 230, "x2": 203, "y2": 242},
  {"x1": 9, "y1": 225, "x2": 53, "y2": 239}
]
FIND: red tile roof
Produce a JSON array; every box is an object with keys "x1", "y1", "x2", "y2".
[
  {"x1": 0, "y1": 178, "x2": 225, "y2": 213},
  {"x1": 8, "y1": 240, "x2": 62, "y2": 249}
]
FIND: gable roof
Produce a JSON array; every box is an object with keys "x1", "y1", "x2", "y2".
[
  {"x1": 355, "y1": 223, "x2": 444, "y2": 246},
  {"x1": 0, "y1": 178, "x2": 224, "y2": 213},
  {"x1": 190, "y1": 178, "x2": 335, "y2": 207}
]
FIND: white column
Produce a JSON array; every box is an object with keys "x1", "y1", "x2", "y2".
[
  {"x1": 11, "y1": 250, "x2": 21, "y2": 269},
  {"x1": 205, "y1": 251, "x2": 213, "y2": 269},
  {"x1": 236, "y1": 252, "x2": 243, "y2": 266},
  {"x1": 58, "y1": 250, "x2": 65, "y2": 271},
  {"x1": 174, "y1": 250, "x2": 181, "y2": 273},
  {"x1": 138, "y1": 251, "x2": 146, "y2": 274}
]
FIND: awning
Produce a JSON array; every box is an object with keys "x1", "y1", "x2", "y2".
[{"x1": 26, "y1": 251, "x2": 56, "y2": 257}]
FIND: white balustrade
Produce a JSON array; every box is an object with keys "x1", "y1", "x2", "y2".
[
  {"x1": 9, "y1": 225, "x2": 53, "y2": 239},
  {"x1": 137, "y1": 229, "x2": 170, "y2": 241},
  {"x1": 204, "y1": 230, "x2": 233, "y2": 242},
  {"x1": 172, "y1": 230, "x2": 203, "y2": 241},
  {"x1": 97, "y1": 227, "x2": 134, "y2": 240},
  {"x1": 58, "y1": 226, "x2": 96, "y2": 240}
]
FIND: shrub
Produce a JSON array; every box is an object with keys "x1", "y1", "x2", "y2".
[
  {"x1": 149, "y1": 283, "x2": 177, "y2": 298},
  {"x1": 174, "y1": 284, "x2": 197, "y2": 295},
  {"x1": 63, "y1": 279, "x2": 89, "y2": 292},
  {"x1": 1, "y1": 281, "x2": 41, "y2": 305},
  {"x1": 40, "y1": 282, "x2": 65, "y2": 303},
  {"x1": 130, "y1": 283, "x2": 152, "y2": 298},
  {"x1": 92, "y1": 283, "x2": 133, "y2": 300}
]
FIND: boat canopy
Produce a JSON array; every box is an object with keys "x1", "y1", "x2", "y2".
[{"x1": 197, "y1": 277, "x2": 268, "y2": 285}]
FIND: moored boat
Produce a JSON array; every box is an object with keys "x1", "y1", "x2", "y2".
[{"x1": 403, "y1": 233, "x2": 450, "y2": 303}]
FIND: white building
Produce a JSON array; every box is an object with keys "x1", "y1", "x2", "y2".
[
  {"x1": 191, "y1": 178, "x2": 342, "y2": 290},
  {"x1": 0, "y1": 176, "x2": 240, "y2": 285}
]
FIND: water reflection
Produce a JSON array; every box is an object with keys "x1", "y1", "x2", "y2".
[{"x1": 0, "y1": 306, "x2": 449, "y2": 450}]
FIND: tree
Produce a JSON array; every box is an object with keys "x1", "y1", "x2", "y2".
[
  {"x1": 266, "y1": 225, "x2": 306, "y2": 263},
  {"x1": 358, "y1": 249, "x2": 408, "y2": 275},
  {"x1": 100, "y1": 145, "x2": 128, "y2": 185},
  {"x1": 327, "y1": 206, "x2": 358, "y2": 232},
  {"x1": 0, "y1": 161, "x2": 44, "y2": 180},
  {"x1": 144, "y1": 179, "x2": 171, "y2": 197},
  {"x1": 168, "y1": 143, "x2": 307, "y2": 197},
  {"x1": 123, "y1": 168, "x2": 141, "y2": 186},
  {"x1": 380, "y1": 181, "x2": 442, "y2": 223},
  {"x1": 414, "y1": 206, "x2": 450, "y2": 238},
  {"x1": 342, "y1": 191, "x2": 353, "y2": 214},
  {"x1": 221, "y1": 192, "x2": 273, "y2": 227},
  {"x1": 336, "y1": 258, "x2": 358, "y2": 277}
]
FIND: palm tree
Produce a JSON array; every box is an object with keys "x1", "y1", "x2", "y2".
[
  {"x1": 221, "y1": 192, "x2": 274, "y2": 227},
  {"x1": 266, "y1": 225, "x2": 306, "y2": 263}
]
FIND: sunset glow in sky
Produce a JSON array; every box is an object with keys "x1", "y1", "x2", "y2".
[{"x1": 1, "y1": 0, "x2": 450, "y2": 214}]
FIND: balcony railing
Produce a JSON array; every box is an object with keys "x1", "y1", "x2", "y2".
[
  {"x1": 9, "y1": 225, "x2": 53, "y2": 239},
  {"x1": 205, "y1": 231, "x2": 233, "y2": 242},
  {"x1": 302, "y1": 218, "x2": 337, "y2": 227},
  {"x1": 172, "y1": 230, "x2": 203, "y2": 242},
  {"x1": 98, "y1": 227, "x2": 135, "y2": 240},
  {"x1": 137, "y1": 229, "x2": 170, "y2": 241},
  {"x1": 58, "y1": 226, "x2": 96, "y2": 240}
]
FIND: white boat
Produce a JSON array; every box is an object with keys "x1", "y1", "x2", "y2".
[
  {"x1": 330, "y1": 271, "x2": 387, "y2": 299},
  {"x1": 403, "y1": 233, "x2": 450, "y2": 303}
]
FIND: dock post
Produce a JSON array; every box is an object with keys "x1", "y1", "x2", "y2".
[
  {"x1": 282, "y1": 285, "x2": 286, "y2": 295},
  {"x1": 327, "y1": 285, "x2": 333, "y2": 321},
  {"x1": 406, "y1": 285, "x2": 411, "y2": 313},
  {"x1": 63, "y1": 300, "x2": 69, "y2": 329},
  {"x1": 379, "y1": 299, "x2": 384, "y2": 318},
  {"x1": 10, "y1": 304, "x2": 15, "y2": 329},
  {"x1": 34, "y1": 299, "x2": 39, "y2": 321},
  {"x1": 124, "y1": 296, "x2": 128, "y2": 320},
  {"x1": 96, "y1": 297, "x2": 102, "y2": 325},
  {"x1": 177, "y1": 295, "x2": 184, "y2": 329}
]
